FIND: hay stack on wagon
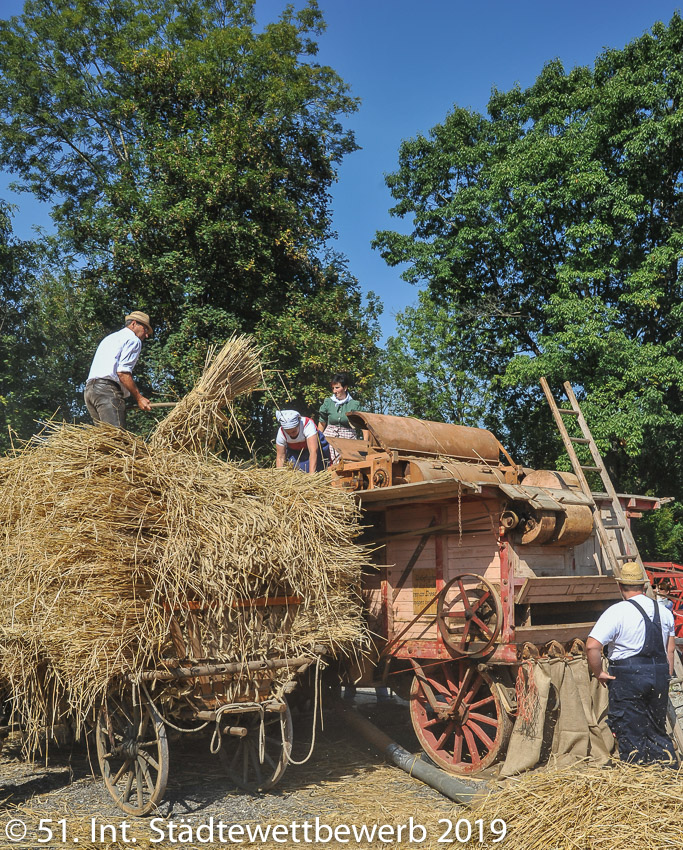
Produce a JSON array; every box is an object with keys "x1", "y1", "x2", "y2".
[{"x1": 0, "y1": 336, "x2": 368, "y2": 753}]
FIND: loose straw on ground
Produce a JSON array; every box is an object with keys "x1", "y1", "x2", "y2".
[{"x1": 471, "y1": 759, "x2": 683, "y2": 849}]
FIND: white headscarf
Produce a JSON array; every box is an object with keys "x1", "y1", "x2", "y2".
[{"x1": 276, "y1": 409, "x2": 301, "y2": 430}]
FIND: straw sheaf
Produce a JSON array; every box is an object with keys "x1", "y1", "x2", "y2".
[
  {"x1": 0, "y1": 338, "x2": 369, "y2": 755},
  {"x1": 149, "y1": 333, "x2": 264, "y2": 454}
]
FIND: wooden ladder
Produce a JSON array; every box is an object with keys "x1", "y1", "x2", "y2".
[
  {"x1": 541, "y1": 378, "x2": 683, "y2": 752},
  {"x1": 540, "y1": 378, "x2": 641, "y2": 578}
]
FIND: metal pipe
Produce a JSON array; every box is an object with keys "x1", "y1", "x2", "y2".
[{"x1": 334, "y1": 703, "x2": 489, "y2": 806}]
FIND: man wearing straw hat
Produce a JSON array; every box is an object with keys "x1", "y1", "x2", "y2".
[
  {"x1": 84, "y1": 311, "x2": 153, "y2": 429},
  {"x1": 586, "y1": 561, "x2": 676, "y2": 765}
]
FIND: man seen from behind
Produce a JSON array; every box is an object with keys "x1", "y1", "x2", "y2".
[
  {"x1": 586, "y1": 560, "x2": 676, "y2": 766},
  {"x1": 84, "y1": 311, "x2": 153, "y2": 429}
]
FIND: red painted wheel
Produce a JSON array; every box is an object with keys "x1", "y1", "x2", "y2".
[
  {"x1": 437, "y1": 573, "x2": 502, "y2": 657},
  {"x1": 410, "y1": 660, "x2": 512, "y2": 775}
]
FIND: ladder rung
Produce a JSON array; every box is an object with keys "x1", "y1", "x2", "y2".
[
  {"x1": 569, "y1": 437, "x2": 591, "y2": 444},
  {"x1": 557, "y1": 408, "x2": 579, "y2": 416},
  {"x1": 602, "y1": 523, "x2": 625, "y2": 530},
  {"x1": 580, "y1": 465, "x2": 602, "y2": 473},
  {"x1": 615, "y1": 554, "x2": 634, "y2": 561}
]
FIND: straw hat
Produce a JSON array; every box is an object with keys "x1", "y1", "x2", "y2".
[
  {"x1": 125, "y1": 311, "x2": 153, "y2": 336},
  {"x1": 615, "y1": 561, "x2": 646, "y2": 585}
]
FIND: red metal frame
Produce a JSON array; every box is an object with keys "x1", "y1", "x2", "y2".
[{"x1": 644, "y1": 562, "x2": 683, "y2": 638}]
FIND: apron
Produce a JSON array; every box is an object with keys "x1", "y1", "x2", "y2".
[{"x1": 281, "y1": 418, "x2": 331, "y2": 472}]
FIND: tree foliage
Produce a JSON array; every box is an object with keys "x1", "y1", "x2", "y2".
[
  {"x1": 0, "y1": 0, "x2": 380, "y2": 450},
  {"x1": 374, "y1": 14, "x2": 683, "y2": 547},
  {"x1": 0, "y1": 208, "x2": 99, "y2": 450},
  {"x1": 379, "y1": 290, "x2": 495, "y2": 423}
]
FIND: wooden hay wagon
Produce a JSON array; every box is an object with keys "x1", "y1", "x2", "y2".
[
  {"x1": 95, "y1": 599, "x2": 325, "y2": 816},
  {"x1": 329, "y1": 383, "x2": 667, "y2": 777}
]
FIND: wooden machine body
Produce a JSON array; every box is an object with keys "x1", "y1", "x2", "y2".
[
  {"x1": 361, "y1": 489, "x2": 652, "y2": 666},
  {"x1": 330, "y1": 413, "x2": 661, "y2": 670}
]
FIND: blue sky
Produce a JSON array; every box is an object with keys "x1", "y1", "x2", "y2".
[{"x1": 2, "y1": 0, "x2": 682, "y2": 338}]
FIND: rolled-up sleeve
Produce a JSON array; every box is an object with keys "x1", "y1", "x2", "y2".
[{"x1": 117, "y1": 336, "x2": 142, "y2": 373}]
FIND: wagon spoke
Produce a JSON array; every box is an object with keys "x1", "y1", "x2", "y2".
[
  {"x1": 468, "y1": 720, "x2": 495, "y2": 749},
  {"x1": 262, "y1": 750, "x2": 277, "y2": 770},
  {"x1": 446, "y1": 665, "x2": 474, "y2": 713},
  {"x1": 111, "y1": 758, "x2": 132, "y2": 785},
  {"x1": 110, "y1": 698, "x2": 134, "y2": 727},
  {"x1": 138, "y1": 750, "x2": 160, "y2": 772},
  {"x1": 138, "y1": 757, "x2": 155, "y2": 794},
  {"x1": 469, "y1": 711, "x2": 498, "y2": 730},
  {"x1": 421, "y1": 676, "x2": 451, "y2": 699},
  {"x1": 451, "y1": 727, "x2": 464, "y2": 763},
  {"x1": 435, "y1": 720, "x2": 456, "y2": 750},
  {"x1": 464, "y1": 674, "x2": 483, "y2": 705},
  {"x1": 251, "y1": 749, "x2": 264, "y2": 786},
  {"x1": 135, "y1": 761, "x2": 144, "y2": 810},
  {"x1": 462, "y1": 726, "x2": 481, "y2": 768},
  {"x1": 242, "y1": 742, "x2": 251, "y2": 784},
  {"x1": 469, "y1": 694, "x2": 496, "y2": 711},
  {"x1": 122, "y1": 768, "x2": 134, "y2": 803}
]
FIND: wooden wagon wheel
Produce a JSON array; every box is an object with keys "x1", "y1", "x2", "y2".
[
  {"x1": 409, "y1": 659, "x2": 512, "y2": 775},
  {"x1": 218, "y1": 702, "x2": 293, "y2": 793},
  {"x1": 437, "y1": 573, "x2": 502, "y2": 657},
  {"x1": 95, "y1": 687, "x2": 169, "y2": 816}
]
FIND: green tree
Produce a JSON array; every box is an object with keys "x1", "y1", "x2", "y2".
[
  {"x1": 378, "y1": 289, "x2": 501, "y2": 424},
  {"x1": 0, "y1": 206, "x2": 98, "y2": 450},
  {"x1": 0, "y1": 0, "x2": 380, "y2": 449},
  {"x1": 374, "y1": 14, "x2": 683, "y2": 546}
]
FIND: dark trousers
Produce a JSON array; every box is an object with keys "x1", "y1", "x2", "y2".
[
  {"x1": 608, "y1": 658, "x2": 676, "y2": 765},
  {"x1": 84, "y1": 379, "x2": 127, "y2": 428}
]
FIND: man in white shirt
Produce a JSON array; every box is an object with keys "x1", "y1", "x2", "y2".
[
  {"x1": 586, "y1": 561, "x2": 676, "y2": 765},
  {"x1": 84, "y1": 311, "x2": 153, "y2": 429}
]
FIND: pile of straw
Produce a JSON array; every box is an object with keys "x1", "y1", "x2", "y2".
[
  {"x1": 0, "y1": 337, "x2": 368, "y2": 754},
  {"x1": 473, "y1": 760, "x2": 683, "y2": 849}
]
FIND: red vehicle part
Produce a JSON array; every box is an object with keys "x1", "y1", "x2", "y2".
[{"x1": 644, "y1": 562, "x2": 683, "y2": 639}]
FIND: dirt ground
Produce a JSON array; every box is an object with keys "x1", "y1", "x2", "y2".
[{"x1": 0, "y1": 693, "x2": 483, "y2": 850}]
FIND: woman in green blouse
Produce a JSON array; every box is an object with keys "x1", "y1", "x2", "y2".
[{"x1": 318, "y1": 373, "x2": 362, "y2": 453}]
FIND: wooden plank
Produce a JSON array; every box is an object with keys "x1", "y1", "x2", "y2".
[
  {"x1": 515, "y1": 575, "x2": 622, "y2": 604},
  {"x1": 513, "y1": 623, "x2": 597, "y2": 643},
  {"x1": 358, "y1": 478, "x2": 481, "y2": 507}
]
